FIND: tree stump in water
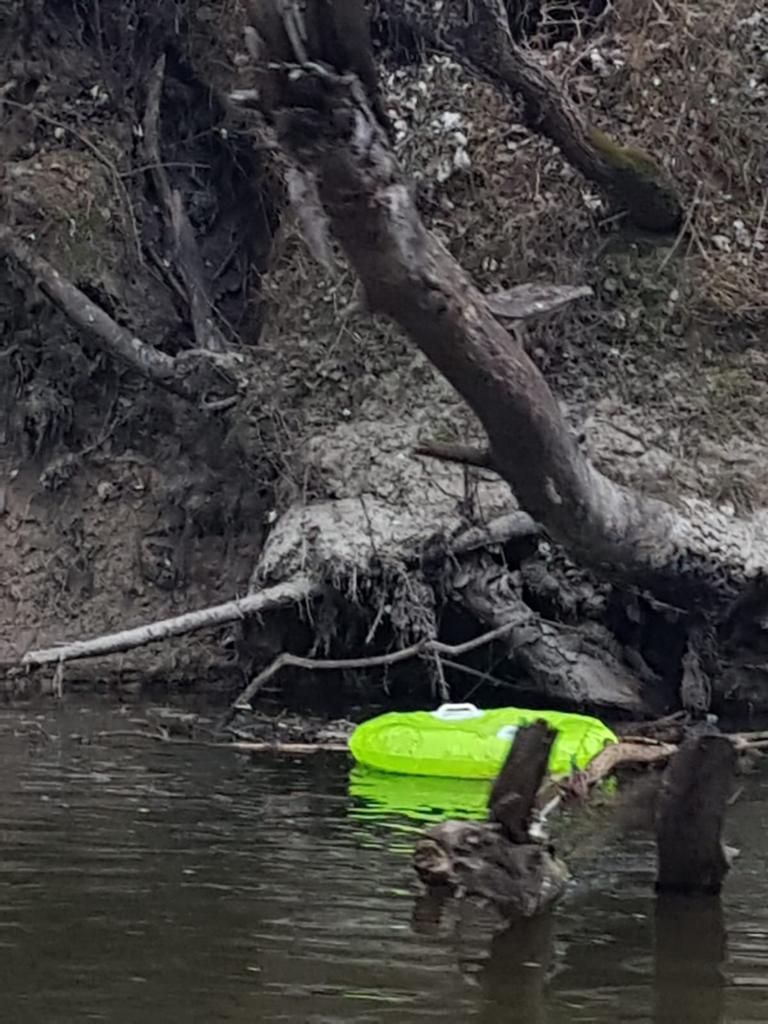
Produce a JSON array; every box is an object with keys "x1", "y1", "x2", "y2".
[
  {"x1": 655, "y1": 731, "x2": 736, "y2": 895},
  {"x1": 412, "y1": 721, "x2": 569, "y2": 918}
]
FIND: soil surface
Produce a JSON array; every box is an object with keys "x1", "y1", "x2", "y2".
[{"x1": 1, "y1": 0, "x2": 766, "y2": 706}]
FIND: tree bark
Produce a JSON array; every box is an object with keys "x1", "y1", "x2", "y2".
[{"x1": 245, "y1": 7, "x2": 768, "y2": 616}]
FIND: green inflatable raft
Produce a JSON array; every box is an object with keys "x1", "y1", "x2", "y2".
[{"x1": 348, "y1": 702, "x2": 616, "y2": 780}]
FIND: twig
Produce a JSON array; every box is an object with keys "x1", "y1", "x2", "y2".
[
  {"x1": 414, "y1": 440, "x2": 496, "y2": 471},
  {"x1": 22, "y1": 575, "x2": 318, "y2": 666},
  {"x1": 143, "y1": 54, "x2": 229, "y2": 353},
  {"x1": 229, "y1": 620, "x2": 522, "y2": 713},
  {"x1": 93, "y1": 730, "x2": 347, "y2": 753}
]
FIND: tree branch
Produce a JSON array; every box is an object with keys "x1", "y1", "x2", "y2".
[
  {"x1": 383, "y1": 0, "x2": 682, "y2": 232},
  {"x1": 0, "y1": 227, "x2": 241, "y2": 403},
  {"x1": 229, "y1": 620, "x2": 525, "y2": 712},
  {"x1": 21, "y1": 576, "x2": 317, "y2": 667},
  {"x1": 246, "y1": 7, "x2": 767, "y2": 614}
]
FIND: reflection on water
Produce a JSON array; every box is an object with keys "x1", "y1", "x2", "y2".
[{"x1": 1, "y1": 703, "x2": 768, "y2": 1022}]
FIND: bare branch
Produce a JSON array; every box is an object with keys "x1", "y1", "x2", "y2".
[
  {"x1": 383, "y1": 0, "x2": 682, "y2": 232},
  {"x1": 0, "y1": 227, "x2": 243, "y2": 404},
  {"x1": 22, "y1": 576, "x2": 317, "y2": 667},
  {"x1": 0, "y1": 226, "x2": 188, "y2": 393},
  {"x1": 229, "y1": 620, "x2": 524, "y2": 711},
  {"x1": 248, "y1": 8, "x2": 768, "y2": 613}
]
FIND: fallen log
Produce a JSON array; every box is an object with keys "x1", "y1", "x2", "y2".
[{"x1": 21, "y1": 576, "x2": 317, "y2": 667}]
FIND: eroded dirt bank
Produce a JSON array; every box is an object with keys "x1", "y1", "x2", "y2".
[{"x1": 2, "y1": 0, "x2": 767, "y2": 713}]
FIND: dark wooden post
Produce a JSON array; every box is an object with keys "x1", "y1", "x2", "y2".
[
  {"x1": 489, "y1": 719, "x2": 555, "y2": 841},
  {"x1": 655, "y1": 733, "x2": 736, "y2": 895}
]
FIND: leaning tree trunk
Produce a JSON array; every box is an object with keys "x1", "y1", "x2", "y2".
[
  {"x1": 244, "y1": 0, "x2": 768, "y2": 620},
  {"x1": 381, "y1": 0, "x2": 682, "y2": 232}
]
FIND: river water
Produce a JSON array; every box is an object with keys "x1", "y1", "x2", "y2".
[{"x1": 1, "y1": 703, "x2": 768, "y2": 1023}]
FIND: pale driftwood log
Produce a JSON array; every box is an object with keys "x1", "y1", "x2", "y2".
[
  {"x1": 247, "y1": 6, "x2": 768, "y2": 615},
  {"x1": 21, "y1": 575, "x2": 317, "y2": 667},
  {"x1": 413, "y1": 722, "x2": 570, "y2": 918},
  {"x1": 655, "y1": 732, "x2": 737, "y2": 895},
  {"x1": 381, "y1": 0, "x2": 682, "y2": 232}
]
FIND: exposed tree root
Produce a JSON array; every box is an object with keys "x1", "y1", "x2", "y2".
[
  {"x1": 142, "y1": 53, "x2": 230, "y2": 355},
  {"x1": 454, "y1": 554, "x2": 651, "y2": 713}
]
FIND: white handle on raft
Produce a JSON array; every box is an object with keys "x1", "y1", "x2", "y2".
[{"x1": 431, "y1": 702, "x2": 484, "y2": 721}]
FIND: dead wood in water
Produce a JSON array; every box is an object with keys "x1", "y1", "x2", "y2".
[
  {"x1": 655, "y1": 732, "x2": 737, "y2": 895},
  {"x1": 489, "y1": 720, "x2": 554, "y2": 842},
  {"x1": 413, "y1": 722, "x2": 569, "y2": 918}
]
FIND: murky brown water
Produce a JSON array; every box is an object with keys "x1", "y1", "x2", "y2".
[{"x1": 1, "y1": 702, "x2": 768, "y2": 1023}]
